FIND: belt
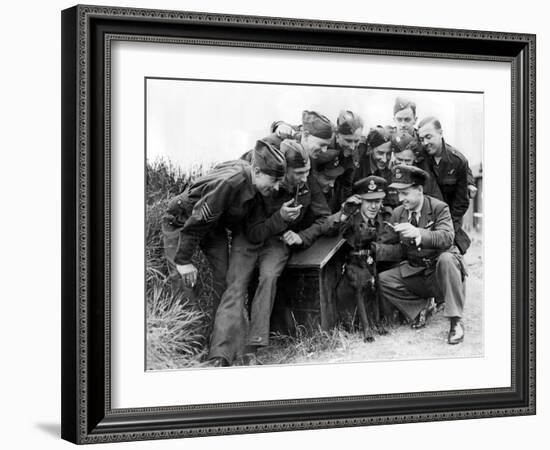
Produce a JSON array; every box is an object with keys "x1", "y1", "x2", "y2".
[
  {"x1": 408, "y1": 256, "x2": 438, "y2": 268},
  {"x1": 349, "y1": 249, "x2": 371, "y2": 256}
]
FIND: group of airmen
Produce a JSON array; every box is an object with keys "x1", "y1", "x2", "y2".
[{"x1": 162, "y1": 96, "x2": 476, "y2": 367}]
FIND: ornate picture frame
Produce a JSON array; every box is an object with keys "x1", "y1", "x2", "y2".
[{"x1": 61, "y1": 4, "x2": 535, "y2": 444}]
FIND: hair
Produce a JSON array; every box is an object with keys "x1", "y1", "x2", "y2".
[{"x1": 417, "y1": 116, "x2": 442, "y2": 130}]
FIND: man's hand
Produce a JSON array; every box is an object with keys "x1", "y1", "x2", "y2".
[
  {"x1": 394, "y1": 222, "x2": 421, "y2": 241},
  {"x1": 280, "y1": 199, "x2": 303, "y2": 222},
  {"x1": 341, "y1": 194, "x2": 362, "y2": 219},
  {"x1": 274, "y1": 122, "x2": 295, "y2": 139},
  {"x1": 282, "y1": 230, "x2": 303, "y2": 246},
  {"x1": 176, "y1": 263, "x2": 198, "y2": 287},
  {"x1": 467, "y1": 185, "x2": 478, "y2": 199}
]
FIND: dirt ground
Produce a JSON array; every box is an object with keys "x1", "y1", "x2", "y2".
[{"x1": 259, "y1": 234, "x2": 484, "y2": 366}]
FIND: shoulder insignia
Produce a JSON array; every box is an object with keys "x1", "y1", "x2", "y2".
[{"x1": 199, "y1": 202, "x2": 216, "y2": 223}]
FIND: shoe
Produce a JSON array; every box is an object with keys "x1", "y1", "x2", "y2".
[
  {"x1": 208, "y1": 356, "x2": 230, "y2": 367},
  {"x1": 448, "y1": 318, "x2": 465, "y2": 345},
  {"x1": 411, "y1": 308, "x2": 428, "y2": 329},
  {"x1": 412, "y1": 299, "x2": 438, "y2": 329}
]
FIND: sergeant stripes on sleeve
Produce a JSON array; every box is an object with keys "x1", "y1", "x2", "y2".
[{"x1": 198, "y1": 201, "x2": 216, "y2": 223}]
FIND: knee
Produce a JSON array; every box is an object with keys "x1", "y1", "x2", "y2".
[
  {"x1": 258, "y1": 271, "x2": 280, "y2": 286},
  {"x1": 437, "y1": 252, "x2": 457, "y2": 269},
  {"x1": 378, "y1": 270, "x2": 392, "y2": 289}
]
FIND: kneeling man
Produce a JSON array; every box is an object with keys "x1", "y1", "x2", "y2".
[{"x1": 375, "y1": 165, "x2": 467, "y2": 344}]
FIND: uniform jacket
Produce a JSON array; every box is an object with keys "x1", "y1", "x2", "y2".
[
  {"x1": 375, "y1": 195, "x2": 455, "y2": 277},
  {"x1": 322, "y1": 186, "x2": 340, "y2": 214},
  {"x1": 418, "y1": 139, "x2": 471, "y2": 228},
  {"x1": 163, "y1": 160, "x2": 258, "y2": 265},
  {"x1": 331, "y1": 138, "x2": 358, "y2": 205},
  {"x1": 245, "y1": 173, "x2": 330, "y2": 248},
  {"x1": 340, "y1": 207, "x2": 393, "y2": 250}
]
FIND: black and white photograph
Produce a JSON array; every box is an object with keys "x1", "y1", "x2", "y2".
[{"x1": 145, "y1": 78, "x2": 484, "y2": 370}]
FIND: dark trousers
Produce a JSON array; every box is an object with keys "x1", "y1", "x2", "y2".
[
  {"x1": 162, "y1": 225, "x2": 229, "y2": 312},
  {"x1": 378, "y1": 252, "x2": 466, "y2": 321},
  {"x1": 208, "y1": 234, "x2": 290, "y2": 362}
]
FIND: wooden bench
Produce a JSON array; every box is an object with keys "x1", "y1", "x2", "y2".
[{"x1": 271, "y1": 235, "x2": 348, "y2": 332}]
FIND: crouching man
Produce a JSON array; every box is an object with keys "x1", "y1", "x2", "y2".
[
  {"x1": 375, "y1": 165, "x2": 467, "y2": 344},
  {"x1": 162, "y1": 140, "x2": 286, "y2": 326},
  {"x1": 207, "y1": 140, "x2": 330, "y2": 366}
]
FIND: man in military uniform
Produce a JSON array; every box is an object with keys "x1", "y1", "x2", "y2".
[
  {"x1": 311, "y1": 148, "x2": 345, "y2": 213},
  {"x1": 417, "y1": 117, "x2": 472, "y2": 254},
  {"x1": 266, "y1": 110, "x2": 334, "y2": 160},
  {"x1": 354, "y1": 127, "x2": 398, "y2": 208},
  {"x1": 390, "y1": 132, "x2": 443, "y2": 201},
  {"x1": 354, "y1": 127, "x2": 393, "y2": 182},
  {"x1": 271, "y1": 110, "x2": 362, "y2": 205},
  {"x1": 375, "y1": 165, "x2": 466, "y2": 344},
  {"x1": 392, "y1": 96, "x2": 478, "y2": 201},
  {"x1": 392, "y1": 96, "x2": 419, "y2": 136},
  {"x1": 207, "y1": 140, "x2": 330, "y2": 366},
  {"x1": 335, "y1": 176, "x2": 393, "y2": 341},
  {"x1": 331, "y1": 110, "x2": 365, "y2": 203},
  {"x1": 162, "y1": 140, "x2": 286, "y2": 312}
]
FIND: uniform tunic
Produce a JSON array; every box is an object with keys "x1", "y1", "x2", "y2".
[
  {"x1": 375, "y1": 195, "x2": 467, "y2": 321},
  {"x1": 422, "y1": 140, "x2": 471, "y2": 229},
  {"x1": 335, "y1": 208, "x2": 394, "y2": 320},
  {"x1": 208, "y1": 172, "x2": 331, "y2": 362},
  {"x1": 419, "y1": 140, "x2": 472, "y2": 253},
  {"x1": 162, "y1": 160, "x2": 258, "y2": 304}
]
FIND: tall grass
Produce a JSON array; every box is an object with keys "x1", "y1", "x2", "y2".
[
  {"x1": 146, "y1": 281, "x2": 208, "y2": 370},
  {"x1": 146, "y1": 158, "x2": 215, "y2": 370},
  {"x1": 146, "y1": 157, "x2": 359, "y2": 369}
]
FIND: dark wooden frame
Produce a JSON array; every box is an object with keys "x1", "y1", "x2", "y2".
[{"x1": 61, "y1": 4, "x2": 536, "y2": 444}]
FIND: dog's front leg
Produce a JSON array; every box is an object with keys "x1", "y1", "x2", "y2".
[{"x1": 356, "y1": 288, "x2": 374, "y2": 343}]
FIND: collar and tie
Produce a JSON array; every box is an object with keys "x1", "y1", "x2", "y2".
[{"x1": 410, "y1": 211, "x2": 419, "y2": 227}]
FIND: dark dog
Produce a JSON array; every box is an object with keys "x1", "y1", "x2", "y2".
[{"x1": 344, "y1": 225, "x2": 387, "y2": 342}]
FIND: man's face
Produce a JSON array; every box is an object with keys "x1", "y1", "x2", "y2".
[
  {"x1": 336, "y1": 128, "x2": 363, "y2": 157},
  {"x1": 394, "y1": 149, "x2": 416, "y2": 166},
  {"x1": 285, "y1": 159, "x2": 311, "y2": 189},
  {"x1": 393, "y1": 107, "x2": 417, "y2": 134},
  {"x1": 418, "y1": 123, "x2": 443, "y2": 156},
  {"x1": 314, "y1": 171, "x2": 336, "y2": 194},
  {"x1": 253, "y1": 169, "x2": 283, "y2": 197},
  {"x1": 361, "y1": 198, "x2": 383, "y2": 219},
  {"x1": 371, "y1": 142, "x2": 392, "y2": 170},
  {"x1": 397, "y1": 185, "x2": 423, "y2": 211},
  {"x1": 301, "y1": 132, "x2": 332, "y2": 159}
]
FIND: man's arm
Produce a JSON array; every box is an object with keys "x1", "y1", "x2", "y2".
[
  {"x1": 374, "y1": 213, "x2": 407, "y2": 262},
  {"x1": 245, "y1": 198, "x2": 290, "y2": 245},
  {"x1": 173, "y1": 180, "x2": 236, "y2": 265},
  {"x1": 449, "y1": 160, "x2": 471, "y2": 229},
  {"x1": 295, "y1": 177, "x2": 331, "y2": 248},
  {"x1": 418, "y1": 202, "x2": 455, "y2": 250},
  {"x1": 338, "y1": 166, "x2": 355, "y2": 202}
]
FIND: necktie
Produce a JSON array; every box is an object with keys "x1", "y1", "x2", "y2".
[{"x1": 410, "y1": 211, "x2": 418, "y2": 227}]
